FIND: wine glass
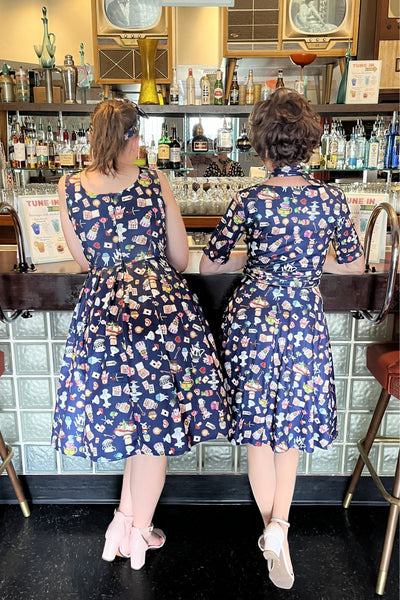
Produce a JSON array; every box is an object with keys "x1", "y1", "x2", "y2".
[{"x1": 289, "y1": 53, "x2": 317, "y2": 95}]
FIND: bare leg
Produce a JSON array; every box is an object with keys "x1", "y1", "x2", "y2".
[
  {"x1": 247, "y1": 444, "x2": 299, "y2": 572},
  {"x1": 124, "y1": 454, "x2": 167, "y2": 545}
]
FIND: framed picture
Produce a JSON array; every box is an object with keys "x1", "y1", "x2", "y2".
[
  {"x1": 345, "y1": 191, "x2": 388, "y2": 263},
  {"x1": 345, "y1": 60, "x2": 382, "y2": 103},
  {"x1": 19, "y1": 194, "x2": 73, "y2": 264}
]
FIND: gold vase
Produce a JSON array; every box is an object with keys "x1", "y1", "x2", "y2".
[{"x1": 138, "y1": 38, "x2": 160, "y2": 105}]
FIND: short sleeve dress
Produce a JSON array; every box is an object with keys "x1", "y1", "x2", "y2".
[
  {"x1": 52, "y1": 168, "x2": 232, "y2": 461},
  {"x1": 203, "y1": 165, "x2": 363, "y2": 453}
]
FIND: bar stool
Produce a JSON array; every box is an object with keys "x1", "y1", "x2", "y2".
[
  {"x1": 343, "y1": 342, "x2": 400, "y2": 596},
  {"x1": 0, "y1": 351, "x2": 30, "y2": 517}
]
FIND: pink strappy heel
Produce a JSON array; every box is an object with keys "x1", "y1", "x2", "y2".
[
  {"x1": 130, "y1": 524, "x2": 166, "y2": 570},
  {"x1": 258, "y1": 517, "x2": 294, "y2": 590},
  {"x1": 102, "y1": 510, "x2": 133, "y2": 561}
]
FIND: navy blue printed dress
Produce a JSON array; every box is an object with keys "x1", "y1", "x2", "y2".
[
  {"x1": 52, "y1": 168, "x2": 231, "y2": 461},
  {"x1": 204, "y1": 166, "x2": 363, "y2": 453}
]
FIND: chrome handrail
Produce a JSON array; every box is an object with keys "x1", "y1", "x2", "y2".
[
  {"x1": 0, "y1": 202, "x2": 35, "y2": 273},
  {"x1": 0, "y1": 201, "x2": 35, "y2": 322},
  {"x1": 358, "y1": 202, "x2": 399, "y2": 324}
]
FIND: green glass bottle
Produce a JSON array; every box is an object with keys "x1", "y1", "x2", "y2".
[{"x1": 336, "y1": 41, "x2": 351, "y2": 104}]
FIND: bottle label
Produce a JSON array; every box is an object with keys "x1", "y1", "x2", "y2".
[
  {"x1": 214, "y1": 88, "x2": 223, "y2": 100},
  {"x1": 170, "y1": 93, "x2": 179, "y2": 105},
  {"x1": 14, "y1": 142, "x2": 26, "y2": 161},
  {"x1": 59, "y1": 153, "x2": 76, "y2": 166},
  {"x1": 230, "y1": 89, "x2": 239, "y2": 104},
  {"x1": 368, "y1": 142, "x2": 379, "y2": 168},
  {"x1": 170, "y1": 148, "x2": 181, "y2": 163},
  {"x1": 37, "y1": 145, "x2": 49, "y2": 157},
  {"x1": 158, "y1": 144, "x2": 170, "y2": 160},
  {"x1": 192, "y1": 140, "x2": 208, "y2": 152}
]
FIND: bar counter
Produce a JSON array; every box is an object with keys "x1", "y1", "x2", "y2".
[
  {"x1": 0, "y1": 249, "x2": 398, "y2": 506},
  {"x1": 0, "y1": 250, "x2": 398, "y2": 325}
]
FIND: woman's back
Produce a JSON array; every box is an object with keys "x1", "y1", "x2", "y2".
[{"x1": 66, "y1": 168, "x2": 166, "y2": 269}]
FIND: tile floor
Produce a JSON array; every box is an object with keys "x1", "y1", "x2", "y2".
[{"x1": 0, "y1": 503, "x2": 398, "y2": 600}]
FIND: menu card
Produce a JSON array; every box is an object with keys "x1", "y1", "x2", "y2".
[
  {"x1": 19, "y1": 194, "x2": 73, "y2": 263},
  {"x1": 345, "y1": 191, "x2": 388, "y2": 263},
  {"x1": 345, "y1": 60, "x2": 382, "y2": 104}
]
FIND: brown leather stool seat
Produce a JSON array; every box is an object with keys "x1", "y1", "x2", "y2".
[
  {"x1": 343, "y1": 342, "x2": 399, "y2": 595},
  {"x1": 0, "y1": 351, "x2": 30, "y2": 517}
]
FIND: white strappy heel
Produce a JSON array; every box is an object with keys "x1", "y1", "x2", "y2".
[
  {"x1": 130, "y1": 523, "x2": 166, "y2": 570},
  {"x1": 258, "y1": 517, "x2": 294, "y2": 590}
]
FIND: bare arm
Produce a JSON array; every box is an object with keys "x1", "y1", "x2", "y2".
[
  {"x1": 159, "y1": 171, "x2": 189, "y2": 272},
  {"x1": 199, "y1": 251, "x2": 247, "y2": 275},
  {"x1": 322, "y1": 252, "x2": 365, "y2": 275},
  {"x1": 58, "y1": 176, "x2": 90, "y2": 272}
]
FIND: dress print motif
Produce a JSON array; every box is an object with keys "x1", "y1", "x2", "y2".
[
  {"x1": 204, "y1": 166, "x2": 363, "y2": 453},
  {"x1": 52, "y1": 168, "x2": 231, "y2": 461}
]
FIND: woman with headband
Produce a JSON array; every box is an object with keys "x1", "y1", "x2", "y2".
[{"x1": 52, "y1": 98, "x2": 232, "y2": 569}]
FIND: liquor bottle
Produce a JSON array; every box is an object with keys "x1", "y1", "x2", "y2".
[
  {"x1": 169, "y1": 67, "x2": 179, "y2": 105},
  {"x1": 235, "y1": 125, "x2": 251, "y2": 152},
  {"x1": 169, "y1": 125, "x2": 181, "y2": 169},
  {"x1": 387, "y1": 111, "x2": 399, "y2": 168},
  {"x1": 214, "y1": 69, "x2": 224, "y2": 105},
  {"x1": 320, "y1": 123, "x2": 330, "y2": 169},
  {"x1": 276, "y1": 69, "x2": 285, "y2": 88},
  {"x1": 366, "y1": 128, "x2": 379, "y2": 169},
  {"x1": 25, "y1": 119, "x2": 37, "y2": 169},
  {"x1": 245, "y1": 69, "x2": 254, "y2": 105},
  {"x1": 192, "y1": 118, "x2": 209, "y2": 153},
  {"x1": 47, "y1": 122, "x2": 56, "y2": 169},
  {"x1": 200, "y1": 74, "x2": 211, "y2": 105},
  {"x1": 346, "y1": 129, "x2": 357, "y2": 169},
  {"x1": 157, "y1": 121, "x2": 171, "y2": 168},
  {"x1": 376, "y1": 117, "x2": 387, "y2": 170},
  {"x1": 186, "y1": 68, "x2": 195, "y2": 105},
  {"x1": 308, "y1": 145, "x2": 321, "y2": 169},
  {"x1": 80, "y1": 135, "x2": 92, "y2": 169},
  {"x1": 59, "y1": 128, "x2": 76, "y2": 168},
  {"x1": 262, "y1": 80, "x2": 269, "y2": 101},
  {"x1": 355, "y1": 119, "x2": 366, "y2": 169},
  {"x1": 147, "y1": 136, "x2": 157, "y2": 168},
  {"x1": 229, "y1": 71, "x2": 239, "y2": 105},
  {"x1": 11, "y1": 121, "x2": 26, "y2": 168},
  {"x1": 36, "y1": 119, "x2": 48, "y2": 169},
  {"x1": 327, "y1": 122, "x2": 338, "y2": 169},
  {"x1": 217, "y1": 118, "x2": 233, "y2": 153},
  {"x1": 70, "y1": 125, "x2": 77, "y2": 149},
  {"x1": 336, "y1": 121, "x2": 346, "y2": 169}
]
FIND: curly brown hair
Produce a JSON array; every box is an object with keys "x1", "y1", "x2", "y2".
[
  {"x1": 248, "y1": 88, "x2": 322, "y2": 168},
  {"x1": 86, "y1": 98, "x2": 139, "y2": 175}
]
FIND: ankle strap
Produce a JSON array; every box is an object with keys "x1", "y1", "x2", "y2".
[
  {"x1": 270, "y1": 517, "x2": 290, "y2": 528},
  {"x1": 134, "y1": 523, "x2": 154, "y2": 533}
]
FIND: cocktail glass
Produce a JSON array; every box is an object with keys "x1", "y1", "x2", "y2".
[{"x1": 290, "y1": 53, "x2": 317, "y2": 95}]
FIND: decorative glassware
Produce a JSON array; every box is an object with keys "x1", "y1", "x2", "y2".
[
  {"x1": 337, "y1": 42, "x2": 352, "y2": 104},
  {"x1": 137, "y1": 39, "x2": 160, "y2": 105},
  {"x1": 289, "y1": 53, "x2": 317, "y2": 97},
  {"x1": 33, "y1": 6, "x2": 56, "y2": 69}
]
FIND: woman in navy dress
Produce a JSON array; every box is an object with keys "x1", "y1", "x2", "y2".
[
  {"x1": 52, "y1": 98, "x2": 231, "y2": 569},
  {"x1": 200, "y1": 89, "x2": 365, "y2": 589}
]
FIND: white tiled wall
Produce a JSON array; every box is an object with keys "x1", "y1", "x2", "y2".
[{"x1": 0, "y1": 312, "x2": 398, "y2": 477}]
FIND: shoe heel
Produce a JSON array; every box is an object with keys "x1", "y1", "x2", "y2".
[
  {"x1": 102, "y1": 538, "x2": 119, "y2": 562},
  {"x1": 130, "y1": 528, "x2": 147, "y2": 570},
  {"x1": 263, "y1": 525, "x2": 284, "y2": 561}
]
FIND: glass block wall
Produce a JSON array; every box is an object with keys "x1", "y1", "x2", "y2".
[{"x1": 0, "y1": 312, "x2": 398, "y2": 477}]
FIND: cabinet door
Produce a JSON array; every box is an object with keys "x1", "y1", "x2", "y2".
[
  {"x1": 223, "y1": 0, "x2": 280, "y2": 57},
  {"x1": 374, "y1": 0, "x2": 400, "y2": 98}
]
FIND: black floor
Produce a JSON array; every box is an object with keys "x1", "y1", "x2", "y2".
[{"x1": 0, "y1": 503, "x2": 398, "y2": 600}]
